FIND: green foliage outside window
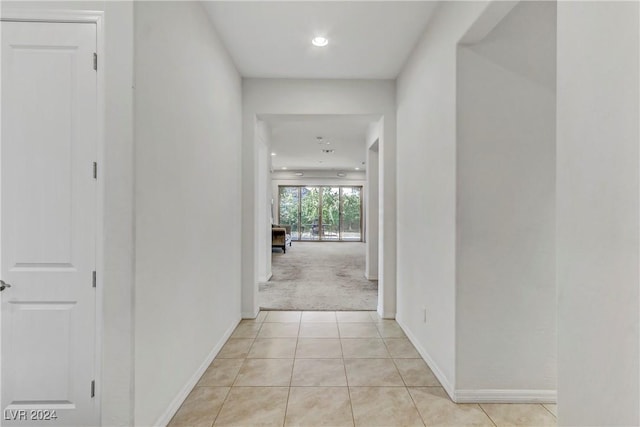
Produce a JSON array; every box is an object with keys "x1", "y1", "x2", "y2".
[{"x1": 278, "y1": 186, "x2": 361, "y2": 239}]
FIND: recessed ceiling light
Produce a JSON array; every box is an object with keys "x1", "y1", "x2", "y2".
[
  {"x1": 355, "y1": 167, "x2": 360, "y2": 170},
  {"x1": 282, "y1": 167, "x2": 287, "y2": 170},
  {"x1": 294, "y1": 172, "x2": 304, "y2": 177},
  {"x1": 312, "y1": 36, "x2": 329, "y2": 47},
  {"x1": 337, "y1": 171, "x2": 347, "y2": 177},
  {"x1": 271, "y1": 152, "x2": 276, "y2": 156}
]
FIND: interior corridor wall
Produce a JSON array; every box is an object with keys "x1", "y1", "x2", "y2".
[
  {"x1": 556, "y1": 2, "x2": 639, "y2": 424},
  {"x1": 134, "y1": 2, "x2": 242, "y2": 425},
  {"x1": 396, "y1": 0, "x2": 490, "y2": 396},
  {"x1": 257, "y1": 121, "x2": 272, "y2": 282},
  {"x1": 366, "y1": 121, "x2": 381, "y2": 281},
  {"x1": 456, "y1": 1, "x2": 557, "y2": 395}
]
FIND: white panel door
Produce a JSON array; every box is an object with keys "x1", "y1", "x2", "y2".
[{"x1": 1, "y1": 21, "x2": 98, "y2": 426}]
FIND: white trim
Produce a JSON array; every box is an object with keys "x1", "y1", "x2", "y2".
[
  {"x1": 258, "y1": 272, "x2": 272, "y2": 282},
  {"x1": 0, "y1": 9, "x2": 106, "y2": 427},
  {"x1": 455, "y1": 389, "x2": 557, "y2": 404},
  {"x1": 154, "y1": 317, "x2": 241, "y2": 427},
  {"x1": 0, "y1": 9, "x2": 105, "y2": 23},
  {"x1": 396, "y1": 316, "x2": 457, "y2": 401},
  {"x1": 379, "y1": 310, "x2": 396, "y2": 320},
  {"x1": 94, "y1": 12, "x2": 106, "y2": 427},
  {"x1": 242, "y1": 309, "x2": 260, "y2": 319},
  {"x1": 396, "y1": 317, "x2": 557, "y2": 405}
]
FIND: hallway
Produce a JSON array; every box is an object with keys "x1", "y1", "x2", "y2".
[
  {"x1": 169, "y1": 311, "x2": 557, "y2": 426},
  {"x1": 1, "y1": 1, "x2": 637, "y2": 425}
]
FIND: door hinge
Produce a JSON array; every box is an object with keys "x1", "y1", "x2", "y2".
[
  {"x1": 92, "y1": 271, "x2": 97, "y2": 288},
  {"x1": 93, "y1": 53, "x2": 97, "y2": 71},
  {"x1": 93, "y1": 162, "x2": 98, "y2": 179},
  {"x1": 90, "y1": 380, "x2": 95, "y2": 398}
]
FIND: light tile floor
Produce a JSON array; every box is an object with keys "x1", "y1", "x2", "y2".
[{"x1": 169, "y1": 311, "x2": 557, "y2": 427}]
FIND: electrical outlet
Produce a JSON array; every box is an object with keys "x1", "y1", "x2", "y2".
[{"x1": 422, "y1": 306, "x2": 427, "y2": 324}]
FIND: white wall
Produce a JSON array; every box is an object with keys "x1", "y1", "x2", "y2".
[
  {"x1": 456, "y1": 1, "x2": 556, "y2": 395},
  {"x1": 100, "y1": 3, "x2": 135, "y2": 424},
  {"x1": 256, "y1": 121, "x2": 272, "y2": 282},
  {"x1": 365, "y1": 126, "x2": 380, "y2": 280},
  {"x1": 1, "y1": 2, "x2": 136, "y2": 425},
  {"x1": 556, "y1": 2, "x2": 639, "y2": 425},
  {"x1": 396, "y1": 0, "x2": 490, "y2": 396},
  {"x1": 242, "y1": 79, "x2": 396, "y2": 318},
  {"x1": 134, "y1": 2, "x2": 242, "y2": 425}
]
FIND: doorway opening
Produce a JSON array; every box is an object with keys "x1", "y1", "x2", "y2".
[{"x1": 257, "y1": 114, "x2": 380, "y2": 311}]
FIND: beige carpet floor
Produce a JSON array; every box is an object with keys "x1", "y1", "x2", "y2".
[{"x1": 259, "y1": 242, "x2": 378, "y2": 310}]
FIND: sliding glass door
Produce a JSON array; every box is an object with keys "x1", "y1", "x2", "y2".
[
  {"x1": 278, "y1": 185, "x2": 363, "y2": 242},
  {"x1": 321, "y1": 187, "x2": 340, "y2": 240},
  {"x1": 278, "y1": 186, "x2": 300, "y2": 239},
  {"x1": 300, "y1": 186, "x2": 320, "y2": 241},
  {"x1": 341, "y1": 187, "x2": 362, "y2": 241}
]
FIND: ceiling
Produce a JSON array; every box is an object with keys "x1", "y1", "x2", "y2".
[
  {"x1": 202, "y1": 1, "x2": 439, "y2": 79},
  {"x1": 261, "y1": 115, "x2": 379, "y2": 171}
]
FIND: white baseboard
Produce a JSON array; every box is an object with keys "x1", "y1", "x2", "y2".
[
  {"x1": 396, "y1": 315, "x2": 456, "y2": 401},
  {"x1": 376, "y1": 304, "x2": 395, "y2": 319},
  {"x1": 258, "y1": 272, "x2": 273, "y2": 282},
  {"x1": 395, "y1": 316, "x2": 557, "y2": 405},
  {"x1": 242, "y1": 309, "x2": 260, "y2": 319},
  {"x1": 455, "y1": 389, "x2": 557, "y2": 404},
  {"x1": 155, "y1": 316, "x2": 240, "y2": 427}
]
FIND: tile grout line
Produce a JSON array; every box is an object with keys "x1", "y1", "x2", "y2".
[
  {"x1": 383, "y1": 333, "x2": 427, "y2": 427},
  {"x1": 337, "y1": 313, "x2": 357, "y2": 427},
  {"x1": 209, "y1": 385, "x2": 232, "y2": 427},
  {"x1": 540, "y1": 403, "x2": 557, "y2": 419},
  {"x1": 478, "y1": 403, "x2": 499, "y2": 427},
  {"x1": 210, "y1": 317, "x2": 260, "y2": 427},
  {"x1": 281, "y1": 315, "x2": 301, "y2": 426}
]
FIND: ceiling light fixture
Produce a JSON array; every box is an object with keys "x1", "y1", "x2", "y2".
[
  {"x1": 271, "y1": 152, "x2": 276, "y2": 156},
  {"x1": 355, "y1": 167, "x2": 360, "y2": 170},
  {"x1": 282, "y1": 167, "x2": 287, "y2": 170},
  {"x1": 337, "y1": 171, "x2": 347, "y2": 177},
  {"x1": 312, "y1": 36, "x2": 329, "y2": 47},
  {"x1": 294, "y1": 172, "x2": 304, "y2": 177}
]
